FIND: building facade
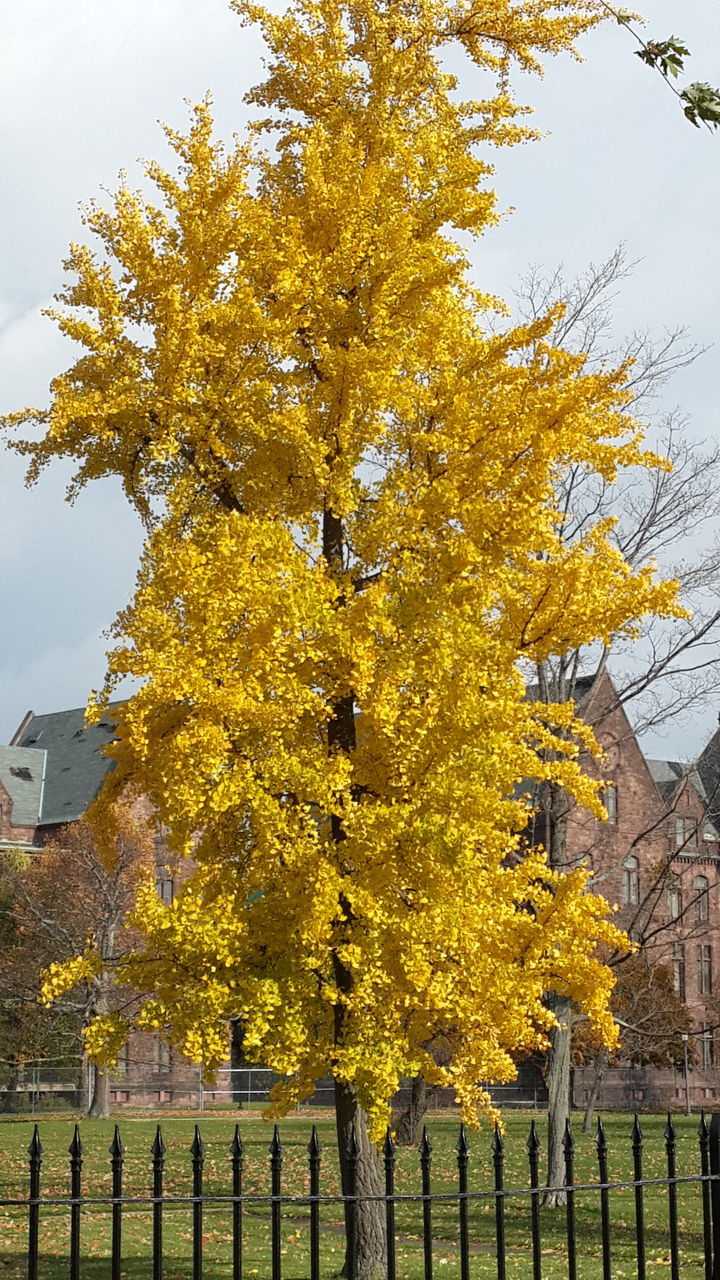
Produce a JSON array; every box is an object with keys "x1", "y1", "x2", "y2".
[{"x1": 5, "y1": 687, "x2": 720, "y2": 1111}]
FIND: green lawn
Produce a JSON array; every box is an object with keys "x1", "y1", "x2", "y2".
[{"x1": 0, "y1": 1109, "x2": 711, "y2": 1279}]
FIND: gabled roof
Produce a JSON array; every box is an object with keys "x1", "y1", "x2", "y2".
[
  {"x1": 12, "y1": 705, "x2": 120, "y2": 827},
  {"x1": 0, "y1": 746, "x2": 46, "y2": 827},
  {"x1": 646, "y1": 757, "x2": 707, "y2": 803}
]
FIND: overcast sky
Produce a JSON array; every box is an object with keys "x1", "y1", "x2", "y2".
[{"x1": 1, "y1": 0, "x2": 719, "y2": 756}]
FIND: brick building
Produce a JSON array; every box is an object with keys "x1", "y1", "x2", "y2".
[
  {"x1": 550, "y1": 673, "x2": 720, "y2": 1111},
  {"x1": 5, "y1": 687, "x2": 720, "y2": 1112},
  {"x1": 3, "y1": 705, "x2": 203, "y2": 1108}
]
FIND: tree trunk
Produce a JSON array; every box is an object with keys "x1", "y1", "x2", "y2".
[
  {"x1": 543, "y1": 991, "x2": 572, "y2": 1207},
  {"x1": 86, "y1": 972, "x2": 113, "y2": 1119},
  {"x1": 335, "y1": 1077, "x2": 386, "y2": 1280},
  {"x1": 322, "y1": 505, "x2": 385, "y2": 1278},
  {"x1": 88, "y1": 1064, "x2": 111, "y2": 1119},
  {"x1": 582, "y1": 1051, "x2": 608, "y2": 1134},
  {"x1": 79, "y1": 1049, "x2": 92, "y2": 1114},
  {"x1": 542, "y1": 776, "x2": 573, "y2": 1207},
  {"x1": 394, "y1": 1074, "x2": 429, "y2": 1147}
]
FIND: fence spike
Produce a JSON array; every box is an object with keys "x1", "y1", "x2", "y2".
[
  {"x1": 231, "y1": 1124, "x2": 244, "y2": 1160},
  {"x1": 492, "y1": 1123, "x2": 504, "y2": 1158},
  {"x1": 152, "y1": 1124, "x2": 167, "y2": 1161},
  {"x1": 308, "y1": 1124, "x2": 321, "y2": 1159},
  {"x1": 665, "y1": 1111, "x2": 677, "y2": 1144},
  {"x1": 420, "y1": 1125, "x2": 432, "y2": 1161},
  {"x1": 28, "y1": 1125, "x2": 43, "y2": 1161},
  {"x1": 383, "y1": 1127, "x2": 396, "y2": 1161},
  {"x1": 699, "y1": 1110, "x2": 709, "y2": 1143},
  {"x1": 595, "y1": 1115, "x2": 607, "y2": 1153},
  {"x1": 562, "y1": 1117, "x2": 574, "y2": 1154},
  {"x1": 190, "y1": 1123, "x2": 205, "y2": 1160},
  {"x1": 457, "y1": 1123, "x2": 469, "y2": 1158},
  {"x1": 69, "y1": 1123, "x2": 83, "y2": 1160},
  {"x1": 270, "y1": 1123, "x2": 283, "y2": 1160},
  {"x1": 109, "y1": 1124, "x2": 124, "y2": 1160},
  {"x1": 527, "y1": 1118, "x2": 540, "y2": 1154},
  {"x1": 632, "y1": 1114, "x2": 644, "y2": 1148}
]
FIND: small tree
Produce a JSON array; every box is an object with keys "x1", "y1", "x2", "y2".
[
  {"x1": 573, "y1": 953, "x2": 694, "y2": 1132},
  {"x1": 0, "y1": 803, "x2": 153, "y2": 1117}
]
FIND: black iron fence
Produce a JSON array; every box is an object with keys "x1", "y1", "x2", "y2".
[{"x1": 3, "y1": 1113, "x2": 720, "y2": 1279}]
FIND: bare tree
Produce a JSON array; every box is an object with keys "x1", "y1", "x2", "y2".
[
  {"x1": 391, "y1": 249, "x2": 719, "y2": 1172},
  {"x1": 0, "y1": 801, "x2": 154, "y2": 1117},
  {"x1": 521, "y1": 248, "x2": 720, "y2": 1205},
  {"x1": 573, "y1": 952, "x2": 694, "y2": 1134}
]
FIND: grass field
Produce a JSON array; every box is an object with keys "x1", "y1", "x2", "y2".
[{"x1": 0, "y1": 1108, "x2": 711, "y2": 1279}]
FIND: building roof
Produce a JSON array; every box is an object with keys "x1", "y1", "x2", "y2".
[
  {"x1": 646, "y1": 756, "x2": 707, "y2": 800},
  {"x1": 0, "y1": 745, "x2": 46, "y2": 828},
  {"x1": 12, "y1": 705, "x2": 120, "y2": 827},
  {"x1": 696, "y1": 725, "x2": 720, "y2": 818}
]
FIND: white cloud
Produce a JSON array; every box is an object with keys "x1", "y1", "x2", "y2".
[{"x1": 1, "y1": 0, "x2": 719, "y2": 759}]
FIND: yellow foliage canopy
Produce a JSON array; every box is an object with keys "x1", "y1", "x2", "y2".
[{"x1": 8, "y1": 0, "x2": 683, "y2": 1135}]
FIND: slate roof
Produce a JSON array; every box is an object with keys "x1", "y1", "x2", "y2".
[
  {"x1": 0, "y1": 746, "x2": 46, "y2": 828},
  {"x1": 646, "y1": 757, "x2": 707, "y2": 802},
  {"x1": 696, "y1": 725, "x2": 720, "y2": 820},
  {"x1": 12, "y1": 705, "x2": 121, "y2": 827}
]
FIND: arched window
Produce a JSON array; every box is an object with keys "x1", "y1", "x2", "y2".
[
  {"x1": 623, "y1": 856, "x2": 640, "y2": 906},
  {"x1": 694, "y1": 875, "x2": 709, "y2": 924}
]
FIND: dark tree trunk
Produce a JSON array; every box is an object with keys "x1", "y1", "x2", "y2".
[
  {"x1": 88, "y1": 1064, "x2": 111, "y2": 1118},
  {"x1": 394, "y1": 1074, "x2": 429, "y2": 1147},
  {"x1": 322, "y1": 505, "x2": 385, "y2": 1279},
  {"x1": 335, "y1": 1077, "x2": 386, "y2": 1280}
]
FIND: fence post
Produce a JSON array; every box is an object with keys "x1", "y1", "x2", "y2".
[
  {"x1": 384, "y1": 1128, "x2": 397, "y2": 1280},
  {"x1": 110, "y1": 1125, "x2": 125, "y2": 1280},
  {"x1": 69, "y1": 1124, "x2": 83, "y2": 1280},
  {"x1": 151, "y1": 1125, "x2": 166, "y2": 1280},
  {"x1": 27, "y1": 1125, "x2": 42, "y2": 1280},
  {"x1": 709, "y1": 1114, "x2": 720, "y2": 1280}
]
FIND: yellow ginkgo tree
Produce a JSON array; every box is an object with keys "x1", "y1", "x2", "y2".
[{"x1": 7, "y1": 1, "x2": 684, "y2": 1274}]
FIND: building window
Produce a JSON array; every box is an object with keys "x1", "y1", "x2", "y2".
[
  {"x1": 672, "y1": 943, "x2": 686, "y2": 1001},
  {"x1": 155, "y1": 876, "x2": 174, "y2": 905},
  {"x1": 702, "y1": 1026, "x2": 715, "y2": 1070},
  {"x1": 115, "y1": 1043, "x2": 130, "y2": 1078},
  {"x1": 694, "y1": 876, "x2": 709, "y2": 925},
  {"x1": 604, "y1": 784, "x2": 618, "y2": 825},
  {"x1": 697, "y1": 944, "x2": 713, "y2": 996},
  {"x1": 622, "y1": 856, "x2": 640, "y2": 906},
  {"x1": 155, "y1": 1037, "x2": 171, "y2": 1075},
  {"x1": 668, "y1": 876, "x2": 682, "y2": 921},
  {"x1": 674, "y1": 817, "x2": 698, "y2": 850}
]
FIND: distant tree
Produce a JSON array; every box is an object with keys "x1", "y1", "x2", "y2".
[
  {"x1": 573, "y1": 953, "x2": 694, "y2": 1132},
  {"x1": 517, "y1": 248, "x2": 720, "y2": 1205},
  {"x1": 0, "y1": 802, "x2": 153, "y2": 1117}
]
